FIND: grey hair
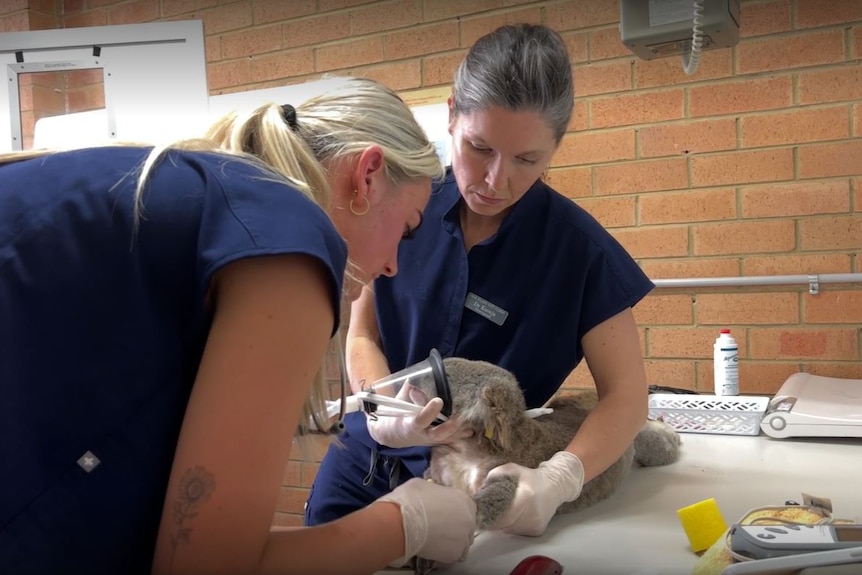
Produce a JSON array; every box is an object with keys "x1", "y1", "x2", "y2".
[{"x1": 452, "y1": 24, "x2": 574, "y2": 143}]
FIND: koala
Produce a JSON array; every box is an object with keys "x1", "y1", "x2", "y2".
[{"x1": 425, "y1": 357, "x2": 682, "y2": 533}]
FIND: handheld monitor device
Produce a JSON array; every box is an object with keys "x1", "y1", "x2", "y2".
[
  {"x1": 729, "y1": 523, "x2": 862, "y2": 560},
  {"x1": 720, "y1": 546, "x2": 862, "y2": 575}
]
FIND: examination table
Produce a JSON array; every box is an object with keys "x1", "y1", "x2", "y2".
[{"x1": 386, "y1": 433, "x2": 862, "y2": 575}]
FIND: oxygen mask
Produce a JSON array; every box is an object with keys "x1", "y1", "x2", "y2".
[
  {"x1": 357, "y1": 348, "x2": 452, "y2": 423},
  {"x1": 307, "y1": 348, "x2": 453, "y2": 433}
]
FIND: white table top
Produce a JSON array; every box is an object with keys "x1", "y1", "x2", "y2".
[{"x1": 437, "y1": 433, "x2": 862, "y2": 575}]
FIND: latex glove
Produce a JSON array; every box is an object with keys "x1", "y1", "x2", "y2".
[
  {"x1": 366, "y1": 396, "x2": 471, "y2": 448},
  {"x1": 377, "y1": 477, "x2": 478, "y2": 567},
  {"x1": 485, "y1": 451, "x2": 585, "y2": 537}
]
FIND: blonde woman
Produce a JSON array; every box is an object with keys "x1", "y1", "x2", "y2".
[{"x1": 0, "y1": 78, "x2": 476, "y2": 575}]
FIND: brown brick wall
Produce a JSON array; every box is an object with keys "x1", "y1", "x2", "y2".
[{"x1": 13, "y1": 0, "x2": 862, "y2": 524}]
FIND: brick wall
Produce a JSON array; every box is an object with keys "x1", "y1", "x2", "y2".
[
  {"x1": 0, "y1": 0, "x2": 48, "y2": 32},
  {"x1": 15, "y1": 0, "x2": 862, "y2": 525}
]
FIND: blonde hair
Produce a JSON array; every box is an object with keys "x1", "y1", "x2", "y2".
[{"x1": 0, "y1": 76, "x2": 443, "y2": 435}]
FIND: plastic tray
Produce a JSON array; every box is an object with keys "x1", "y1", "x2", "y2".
[{"x1": 648, "y1": 393, "x2": 771, "y2": 436}]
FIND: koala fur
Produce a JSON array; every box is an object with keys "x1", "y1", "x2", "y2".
[{"x1": 425, "y1": 357, "x2": 682, "y2": 531}]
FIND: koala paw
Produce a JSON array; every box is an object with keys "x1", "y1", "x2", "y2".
[
  {"x1": 634, "y1": 419, "x2": 682, "y2": 467},
  {"x1": 474, "y1": 473, "x2": 519, "y2": 530}
]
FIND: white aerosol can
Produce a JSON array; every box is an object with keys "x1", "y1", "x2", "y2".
[{"x1": 713, "y1": 329, "x2": 739, "y2": 396}]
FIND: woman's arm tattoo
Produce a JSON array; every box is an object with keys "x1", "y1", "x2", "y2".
[{"x1": 169, "y1": 466, "x2": 216, "y2": 573}]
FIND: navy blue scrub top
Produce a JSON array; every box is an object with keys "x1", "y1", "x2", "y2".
[
  {"x1": 343, "y1": 168, "x2": 653, "y2": 452},
  {"x1": 0, "y1": 146, "x2": 347, "y2": 574}
]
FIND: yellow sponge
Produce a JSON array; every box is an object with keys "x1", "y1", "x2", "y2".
[{"x1": 677, "y1": 498, "x2": 728, "y2": 553}]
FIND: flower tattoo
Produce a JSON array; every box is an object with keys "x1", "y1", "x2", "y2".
[{"x1": 169, "y1": 466, "x2": 216, "y2": 573}]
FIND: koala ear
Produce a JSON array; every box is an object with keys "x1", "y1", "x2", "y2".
[{"x1": 480, "y1": 384, "x2": 512, "y2": 452}]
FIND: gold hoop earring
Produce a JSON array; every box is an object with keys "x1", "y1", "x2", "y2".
[{"x1": 349, "y1": 196, "x2": 370, "y2": 216}]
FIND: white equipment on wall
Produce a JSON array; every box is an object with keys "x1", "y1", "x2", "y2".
[
  {"x1": 3, "y1": 22, "x2": 450, "y2": 164},
  {"x1": 0, "y1": 20, "x2": 208, "y2": 152},
  {"x1": 760, "y1": 373, "x2": 862, "y2": 439},
  {"x1": 619, "y1": 0, "x2": 741, "y2": 75}
]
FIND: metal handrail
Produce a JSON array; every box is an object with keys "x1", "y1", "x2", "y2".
[{"x1": 651, "y1": 273, "x2": 862, "y2": 295}]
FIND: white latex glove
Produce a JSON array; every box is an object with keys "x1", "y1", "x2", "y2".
[
  {"x1": 366, "y1": 396, "x2": 471, "y2": 448},
  {"x1": 377, "y1": 478, "x2": 478, "y2": 567},
  {"x1": 484, "y1": 450, "x2": 585, "y2": 536}
]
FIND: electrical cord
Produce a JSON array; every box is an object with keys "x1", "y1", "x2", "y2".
[
  {"x1": 297, "y1": 332, "x2": 348, "y2": 436},
  {"x1": 683, "y1": 0, "x2": 705, "y2": 75},
  {"x1": 648, "y1": 384, "x2": 699, "y2": 395},
  {"x1": 333, "y1": 331, "x2": 348, "y2": 432}
]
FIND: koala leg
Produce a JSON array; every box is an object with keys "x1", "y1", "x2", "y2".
[
  {"x1": 634, "y1": 419, "x2": 682, "y2": 467},
  {"x1": 412, "y1": 474, "x2": 518, "y2": 574},
  {"x1": 413, "y1": 556, "x2": 437, "y2": 575},
  {"x1": 474, "y1": 473, "x2": 519, "y2": 530}
]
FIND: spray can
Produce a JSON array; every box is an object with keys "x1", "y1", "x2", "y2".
[{"x1": 713, "y1": 328, "x2": 739, "y2": 396}]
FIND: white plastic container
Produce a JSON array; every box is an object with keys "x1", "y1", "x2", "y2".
[
  {"x1": 648, "y1": 394, "x2": 769, "y2": 435},
  {"x1": 714, "y1": 328, "x2": 739, "y2": 396}
]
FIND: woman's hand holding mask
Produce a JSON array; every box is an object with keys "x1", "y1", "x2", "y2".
[{"x1": 366, "y1": 397, "x2": 472, "y2": 448}]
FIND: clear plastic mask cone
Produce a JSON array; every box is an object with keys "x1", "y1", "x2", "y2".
[{"x1": 361, "y1": 349, "x2": 452, "y2": 419}]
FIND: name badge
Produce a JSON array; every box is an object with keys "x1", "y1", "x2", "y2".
[{"x1": 465, "y1": 292, "x2": 509, "y2": 326}]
